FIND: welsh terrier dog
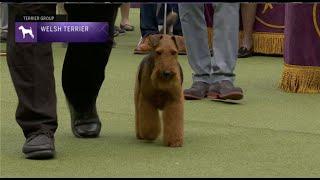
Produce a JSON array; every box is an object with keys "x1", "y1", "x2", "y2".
[{"x1": 134, "y1": 12, "x2": 184, "y2": 147}]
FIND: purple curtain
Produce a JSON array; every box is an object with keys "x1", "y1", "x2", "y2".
[{"x1": 284, "y1": 3, "x2": 320, "y2": 66}]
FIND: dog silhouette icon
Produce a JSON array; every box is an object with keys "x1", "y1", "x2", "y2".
[{"x1": 18, "y1": 25, "x2": 35, "y2": 39}]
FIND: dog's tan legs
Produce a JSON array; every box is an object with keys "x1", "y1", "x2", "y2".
[
  {"x1": 162, "y1": 97, "x2": 184, "y2": 147},
  {"x1": 137, "y1": 96, "x2": 161, "y2": 141},
  {"x1": 134, "y1": 81, "x2": 142, "y2": 139},
  {"x1": 135, "y1": 104, "x2": 142, "y2": 139}
]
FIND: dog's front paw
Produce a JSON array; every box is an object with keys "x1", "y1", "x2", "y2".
[
  {"x1": 168, "y1": 143, "x2": 182, "y2": 147},
  {"x1": 136, "y1": 135, "x2": 143, "y2": 140},
  {"x1": 165, "y1": 140, "x2": 183, "y2": 147},
  {"x1": 137, "y1": 134, "x2": 158, "y2": 141}
]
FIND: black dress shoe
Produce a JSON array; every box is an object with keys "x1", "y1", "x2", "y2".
[
  {"x1": 68, "y1": 101, "x2": 101, "y2": 138},
  {"x1": 22, "y1": 133, "x2": 55, "y2": 159}
]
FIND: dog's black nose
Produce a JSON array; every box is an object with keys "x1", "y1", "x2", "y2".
[{"x1": 163, "y1": 70, "x2": 172, "y2": 77}]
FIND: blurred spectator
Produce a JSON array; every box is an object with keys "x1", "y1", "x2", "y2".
[
  {"x1": 0, "y1": 2, "x2": 7, "y2": 42},
  {"x1": 179, "y1": 3, "x2": 243, "y2": 101},
  {"x1": 119, "y1": 3, "x2": 134, "y2": 31},
  {"x1": 0, "y1": 2, "x2": 8, "y2": 56},
  {"x1": 134, "y1": 3, "x2": 186, "y2": 55},
  {"x1": 238, "y1": 3, "x2": 257, "y2": 58}
]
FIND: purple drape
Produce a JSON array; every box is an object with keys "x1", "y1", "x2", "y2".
[
  {"x1": 205, "y1": 3, "x2": 285, "y2": 33},
  {"x1": 284, "y1": 3, "x2": 320, "y2": 66}
]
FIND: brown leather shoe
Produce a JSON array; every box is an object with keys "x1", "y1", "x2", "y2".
[
  {"x1": 184, "y1": 81, "x2": 210, "y2": 100},
  {"x1": 134, "y1": 36, "x2": 152, "y2": 54},
  {"x1": 207, "y1": 80, "x2": 243, "y2": 100},
  {"x1": 174, "y1": 35, "x2": 187, "y2": 55}
]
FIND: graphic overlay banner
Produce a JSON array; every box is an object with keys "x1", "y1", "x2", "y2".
[
  {"x1": 15, "y1": 22, "x2": 109, "y2": 43},
  {"x1": 15, "y1": 22, "x2": 38, "y2": 43}
]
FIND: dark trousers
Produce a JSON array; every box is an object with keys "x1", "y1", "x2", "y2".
[
  {"x1": 140, "y1": 3, "x2": 182, "y2": 37},
  {"x1": 6, "y1": 4, "x2": 119, "y2": 138},
  {"x1": 157, "y1": 4, "x2": 182, "y2": 36}
]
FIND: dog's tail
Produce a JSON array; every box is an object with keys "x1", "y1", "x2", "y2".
[
  {"x1": 30, "y1": 27, "x2": 32, "y2": 30},
  {"x1": 159, "y1": 12, "x2": 178, "y2": 34}
]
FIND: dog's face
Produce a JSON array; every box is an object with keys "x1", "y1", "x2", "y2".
[
  {"x1": 18, "y1": 26, "x2": 23, "y2": 30},
  {"x1": 148, "y1": 34, "x2": 182, "y2": 89}
]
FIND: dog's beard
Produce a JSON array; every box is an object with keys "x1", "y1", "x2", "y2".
[{"x1": 150, "y1": 70, "x2": 178, "y2": 91}]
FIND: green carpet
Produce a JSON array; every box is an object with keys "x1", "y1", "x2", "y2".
[{"x1": 1, "y1": 9, "x2": 320, "y2": 178}]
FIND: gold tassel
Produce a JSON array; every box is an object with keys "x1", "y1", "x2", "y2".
[
  {"x1": 207, "y1": 27, "x2": 213, "y2": 49},
  {"x1": 207, "y1": 28, "x2": 284, "y2": 55},
  {"x1": 279, "y1": 63, "x2": 320, "y2": 93},
  {"x1": 239, "y1": 31, "x2": 284, "y2": 55}
]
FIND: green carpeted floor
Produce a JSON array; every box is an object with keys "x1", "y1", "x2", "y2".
[{"x1": 1, "y1": 9, "x2": 320, "y2": 178}]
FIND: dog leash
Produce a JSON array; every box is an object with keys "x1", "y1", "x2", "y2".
[{"x1": 163, "y1": 3, "x2": 167, "y2": 35}]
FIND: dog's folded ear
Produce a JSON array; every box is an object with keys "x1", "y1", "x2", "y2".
[
  {"x1": 173, "y1": 35, "x2": 186, "y2": 53},
  {"x1": 171, "y1": 35, "x2": 179, "y2": 50},
  {"x1": 149, "y1": 34, "x2": 163, "y2": 48}
]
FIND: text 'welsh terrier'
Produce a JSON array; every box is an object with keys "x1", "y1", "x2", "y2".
[{"x1": 134, "y1": 12, "x2": 184, "y2": 147}]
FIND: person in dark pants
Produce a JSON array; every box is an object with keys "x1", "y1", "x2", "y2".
[
  {"x1": 6, "y1": 3, "x2": 119, "y2": 159},
  {"x1": 0, "y1": 3, "x2": 8, "y2": 56},
  {"x1": 133, "y1": 3, "x2": 186, "y2": 55},
  {"x1": 0, "y1": 3, "x2": 8, "y2": 42},
  {"x1": 156, "y1": 4, "x2": 182, "y2": 36}
]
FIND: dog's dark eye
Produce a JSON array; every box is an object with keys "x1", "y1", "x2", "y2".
[
  {"x1": 156, "y1": 51, "x2": 162, "y2": 55},
  {"x1": 171, "y1": 50, "x2": 177, "y2": 55}
]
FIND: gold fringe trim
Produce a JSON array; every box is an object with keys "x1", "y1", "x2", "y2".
[
  {"x1": 239, "y1": 31, "x2": 284, "y2": 55},
  {"x1": 207, "y1": 28, "x2": 284, "y2": 55},
  {"x1": 279, "y1": 63, "x2": 320, "y2": 93},
  {"x1": 207, "y1": 27, "x2": 213, "y2": 49}
]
